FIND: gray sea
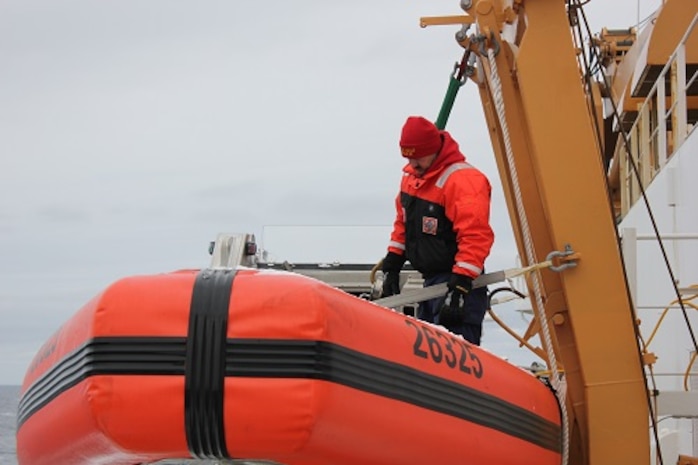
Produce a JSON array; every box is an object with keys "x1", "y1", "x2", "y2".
[{"x1": 0, "y1": 385, "x2": 20, "y2": 465}]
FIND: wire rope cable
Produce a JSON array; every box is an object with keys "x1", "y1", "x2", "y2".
[{"x1": 485, "y1": 45, "x2": 570, "y2": 465}]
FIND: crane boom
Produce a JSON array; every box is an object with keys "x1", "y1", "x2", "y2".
[{"x1": 423, "y1": 1, "x2": 652, "y2": 463}]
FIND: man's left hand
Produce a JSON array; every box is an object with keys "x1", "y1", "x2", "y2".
[{"x1": 439, "y1": 274, "x2": 473, "y2": 327}]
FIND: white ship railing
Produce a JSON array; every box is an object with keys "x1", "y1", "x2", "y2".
[{"x1": 617, "y1": 13, "x2": 698, "y2": 217}]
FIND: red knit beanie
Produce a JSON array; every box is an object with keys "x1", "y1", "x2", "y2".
[{"x1": 399, "y1": 116, "x2": 442, "y2": 159}]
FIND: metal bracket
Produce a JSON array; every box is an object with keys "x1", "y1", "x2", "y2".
[
  {"x1": 472, "y1": 31, "x2": 500, "y2": 57},
  {"x1": 546, "y1": 245, "x2": 579, "y2": 272},
  {"x1": 209, "y1": 233, "x2": 258, "y2": 268},
  {"x1": 419, "y1": 14, "x2": 475, "y2": 29}
]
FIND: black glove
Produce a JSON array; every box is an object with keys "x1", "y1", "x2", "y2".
[
  {"x1": 439, "y1": 274, "x2": 473, "y2": 327},
  {"x1": 381, "y1": 252, "x2": 406, "y2": 273},
  {"x1": 382, "y1": 271, "x2": 401, "y2": 297},
  {"x1": 381, "y1": 252, "x2": 405, "y2": 297}
]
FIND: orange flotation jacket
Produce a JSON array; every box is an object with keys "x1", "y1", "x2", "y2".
[{"x1": 388, "y1": 132, "x2": 494, "y2": 278}]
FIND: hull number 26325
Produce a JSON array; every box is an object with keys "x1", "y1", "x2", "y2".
[{"x1": 405, "y1": 319, "x2": 483, "y2": 378}]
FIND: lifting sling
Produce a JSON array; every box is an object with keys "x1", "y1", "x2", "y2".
[{"x1": 435, "y1": 49, "x2": 473, "y2": 130}]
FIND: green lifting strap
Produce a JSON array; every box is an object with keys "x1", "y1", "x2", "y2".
[
  {"x1": 435, "y1": 50, "x2": 471, "y2": 130},
  {"x1": 435, "y1": 75, "x2": 463, "y2": 130}
]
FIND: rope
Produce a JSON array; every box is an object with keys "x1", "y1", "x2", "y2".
[
  {"x1": 638, "y1": 285, "x2": 698, "y2": 392},
  {"x1": 644, "y1": 287, "x2": 698, "y2": 349},
  {"x1": 487, "y1": 288, "x2": 548, "y2": 360},
  {"x1": 485, "y1": 45, "x2": 570, "y2": 465},
  {"x1": 685, "y1": 352, "x2": 697, "y2": 392}
]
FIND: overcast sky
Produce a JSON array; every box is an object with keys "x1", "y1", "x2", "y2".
[{"x1": 0, "y1": 0, "x2": 661, "y2": 385}]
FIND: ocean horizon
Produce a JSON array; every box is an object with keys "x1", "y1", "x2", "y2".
[{"x1": 0, "y1": 385, "x2": 20, "y2": 465}]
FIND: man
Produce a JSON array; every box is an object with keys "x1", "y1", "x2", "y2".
[{"x1": 381, "y1": 116, "x2": 494, "y2": 345}]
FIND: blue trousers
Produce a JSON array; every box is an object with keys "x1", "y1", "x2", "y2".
[{"x1": 418, "y1": 273, "x2": 488, "y2": 345}]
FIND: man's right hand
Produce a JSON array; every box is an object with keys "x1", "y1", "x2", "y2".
[{"x1": 381, "y1": 271, "x2": 401, "y2": 297}]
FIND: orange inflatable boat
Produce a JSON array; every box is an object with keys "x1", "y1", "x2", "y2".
[{"x1": 16, "y1": 268, "x2": 561, "y2": 465}]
